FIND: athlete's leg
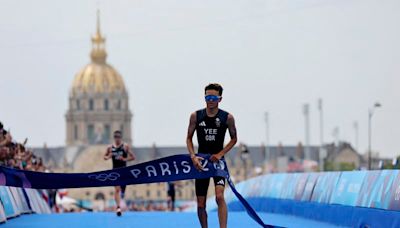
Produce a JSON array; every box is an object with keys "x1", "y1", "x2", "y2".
[
  {"x1": 214, "y1": 177, "x2": 227, "y2": 228},
  {"x1": 115, "y1": 186, "x2": 121, "y2": 207},
  {"x1": 197, "y1": 196, "x2": 207, "y2": 228},
  {"x1": 171, "y1": 193, "x2": 175, "y2": 211},
  {"x1": 167, "y1": 195, "x2": 172, "y2": 211},
  {"x1": 114, "y1": 186, "x2": 122, "y2": 216},
  {"x1": 195, "y1": 178, "x2": 210, "y2": 228},
  {"x1": 120, "y1": 185, "x2": 126, "y2": 199}
]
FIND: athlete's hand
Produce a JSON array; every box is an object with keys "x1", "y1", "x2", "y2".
[
  {"x1": 104, "y1": 155, "x2": 111, "y2": 160},
  {"x1": 210, "y1": 153, "x2": 223, "y2": 162},
  {"x1": 191, "y1": 156, "x2": 205, "y2": 171}
]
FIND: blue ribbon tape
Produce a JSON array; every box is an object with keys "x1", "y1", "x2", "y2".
[{"x1": 0, "y1": 154, "x2": 277, "y2": 227}]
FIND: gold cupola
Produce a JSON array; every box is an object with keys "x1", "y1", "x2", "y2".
[{"x1": 71, "y1": 10, "x2": 126, "y2": 95}]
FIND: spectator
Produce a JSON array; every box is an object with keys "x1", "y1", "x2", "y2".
[
  {"x1": 0, "y1": 122, "x2": 12, "y2": 147},
  {"x1": 0, "y1": 121, "x2": 46, "y2": 172}
]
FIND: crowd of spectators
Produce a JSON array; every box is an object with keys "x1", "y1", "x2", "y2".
[{"x1": 0, "y1": 121, "x2": 46, "y2": 171}]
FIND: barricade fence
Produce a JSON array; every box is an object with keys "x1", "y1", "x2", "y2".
[
  {"x1": 203, "y1": 170, "x2": 400, "y2": 227},
  {"x1": 0, "y1": 186, "x2": 50, "y2": 224}
]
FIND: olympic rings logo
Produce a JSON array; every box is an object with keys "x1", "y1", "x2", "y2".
[
  {"x1": 88, "y1": 172, "x2": 120, "y2": 181},
  {"x1": 213, "y1": 160, "x2": 225, "y2": 170}
]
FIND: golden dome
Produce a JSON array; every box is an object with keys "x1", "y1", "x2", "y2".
[
  {"x1": 71, "y1": 10, "x2": 126, "y2": 95},
  {"x1": 71, "y1": 63, "x2": 126, "y2": 94}
]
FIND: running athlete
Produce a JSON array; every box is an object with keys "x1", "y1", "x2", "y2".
[
  {"x1": 104, "y1": 130, "x2": 135, "y2": 216},
  {"x1": 186, "y1": 83, "x2": 238, "y2": 228}
]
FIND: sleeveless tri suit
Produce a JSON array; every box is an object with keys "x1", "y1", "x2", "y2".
[{"x1": 195, "y1": 108, "x2": 229, "y2": 196}]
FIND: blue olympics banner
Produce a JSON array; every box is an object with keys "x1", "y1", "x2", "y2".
[
  {"x1": 0, "y1": 154, "x2": 272, "y2": 228},
  {"x1": 0, "y1": 154, "x2": 227, "y2": 189}
]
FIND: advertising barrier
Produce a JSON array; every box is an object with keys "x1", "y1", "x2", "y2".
[
  {"x1": 208, "y1": 170, "x2": 400, "y2": 227},
  {"x1": 0, "y1": 186, "x2": 50, "y2": 224},
  {"x1": 0, "y1": 186, "x2": 18, "y2": 218}
]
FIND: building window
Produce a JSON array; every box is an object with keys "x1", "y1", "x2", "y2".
[
  {"x1": 76, "y1": 100, "x2": 80, "y2": 110},
  {"x1": 74, "y1": 125, "x2": 78, "y2": 140},
  {"x1": 117, "y1": 100, "x2": 122, "y2": 110},
  {"x1": 103, "y1": 124, "x2": 110, "y2": 144},
  {"x1": 146, "y1": 190, "x2": 150, "y2": 198},
  {"x1": 87, "y1": 124, "x2": 95, "y2": 144},
  {"x1": 104, "y1": 99, "x2": 109, "y2": 111},
  {"x1": 89, "y1": 99, "x2": 94, "y2": 111}
]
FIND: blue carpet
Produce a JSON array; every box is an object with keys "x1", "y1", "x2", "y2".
[{"x1": 2, "y1": 212, "x2": 342, "y2": 228}]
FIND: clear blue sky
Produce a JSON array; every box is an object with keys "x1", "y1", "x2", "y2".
[{"x1": 0, "y1": 0, "x2": 399, "y2": 158}]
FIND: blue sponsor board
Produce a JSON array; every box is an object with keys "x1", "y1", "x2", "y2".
[
  {"x1": 0, "y1": 201, "x2": 6, "y2": 222},
  {"x1": 279, "y1": 173, "x2": 308, "y2": 200},
  {"x1": 330, "y1": 171, "x2": 367, "y2": 206},
  {"x1": 356, "y1": 170, "x2": 381, "y2": 207},
  {"x1": 388, "y1": 170, "x2": 400, "y2": 210},
  {"x1": 245, "y1": 176, "x2": 264, "y2": 198},
  {"x1": 311, "y1": 172, "x2": 341, "y2": 203},
  {"x1": 301, "y1": 173, "x2": 319, "y2": 201},
  {"x1": 265, "y1": 173, "x2": 287, "y2": 198},
  {"x1": 279, "y1": 174, "x2": 297, "y2": 199},
  {"x1": 0, "y1": 187, "x2": 16, "y2": 218},
  {"x1": 259, "y1": 174, "x2": 273, "y2": 197},
  {"x1": 293, "y1": 173, "x2": 309, "y2": 200},
  {"x1": 363, "y1": 169, "x2": 398, "y2": 209}
]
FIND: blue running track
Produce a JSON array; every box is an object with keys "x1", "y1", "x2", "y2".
[{"x1": 2, "y1": 212, "x2": 342, "y2": 228}]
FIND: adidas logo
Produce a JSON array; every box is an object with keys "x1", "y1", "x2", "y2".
[
  {"x1": 199, "y1": 121, "x2": 206, "y2": 127},
  {"x1": 217, "y1": 179, "x2": 225, "y2": 185}
]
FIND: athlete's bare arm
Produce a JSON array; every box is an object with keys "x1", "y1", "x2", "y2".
[
  {"x1": 186, "y1": 112, "x2": 204, "y2": 171},
  {"x1": 104, "y1": 146, "x2": 112, "y2": 160},
  {"x1": 210, "y1": 113, "x2": 238, "y2": 162},
  {"x1": 124, "y1": 144, "x2": 136, "y2": 161}
]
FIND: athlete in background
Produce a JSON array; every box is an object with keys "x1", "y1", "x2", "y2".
[
  {"x1": 186, "y1": 83, "x2": 238, "y2": 228},
  {"x1": 104, "y1": 130, "x2": 135, "y2": 216}
]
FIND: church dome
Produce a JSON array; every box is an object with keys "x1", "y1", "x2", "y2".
[
  {"x1": 65, "y1": 10, "x2": 132, "y2": 147},
  {"x1": 70, "y1": 11, "x2": 126, "y2": 95},
  {"x1": 71, "y1": 63, "x2": 126, "y2": 95}
]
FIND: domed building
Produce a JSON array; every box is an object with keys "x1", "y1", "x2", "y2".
[{"x1": 65, "y1": 12, "x2": 132, "y2": 146}]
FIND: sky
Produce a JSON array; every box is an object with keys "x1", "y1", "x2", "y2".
[{"x1": 0, "y1": 0, "x2": 399, "y2": 158}]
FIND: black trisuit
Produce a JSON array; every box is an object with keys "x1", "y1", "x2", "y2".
[
  {"x1": 111, "y1": 143, "x2": 128, "y2": 169},
  {"x1": 111, "y1": 143, "x2": 127, "y2": 193},
  {"x1": 195, "y1": 108, "x2": 229, "y2": 196}
]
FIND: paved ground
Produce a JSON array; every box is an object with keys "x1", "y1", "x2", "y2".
[{"x1": 2, "y1": 212, "x2": 343, "y2": 228}]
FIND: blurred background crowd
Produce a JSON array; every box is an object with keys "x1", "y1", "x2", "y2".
[{"x1": 0, "y1": 121, "x2": 46, "y2": 172}]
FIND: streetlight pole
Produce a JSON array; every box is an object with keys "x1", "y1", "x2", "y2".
[
  {"x1": 303, "y1": 104, "x2": 310, "y2": 160},
  {"x1": 264, "y1": 112, "x2": 270, "y2": 161},
  {"x1": 318, "y1": 99, "x2": 325, "y2": 171},
  {"x1": 353, "y1": 121, "x2": 359, "y2": 151},
  {"x1": 368, "y1": 102, "x2": 382, "y2": 170},
  {"x1": 318, "y1": 99, "x2": 324, "y2": 145}
]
